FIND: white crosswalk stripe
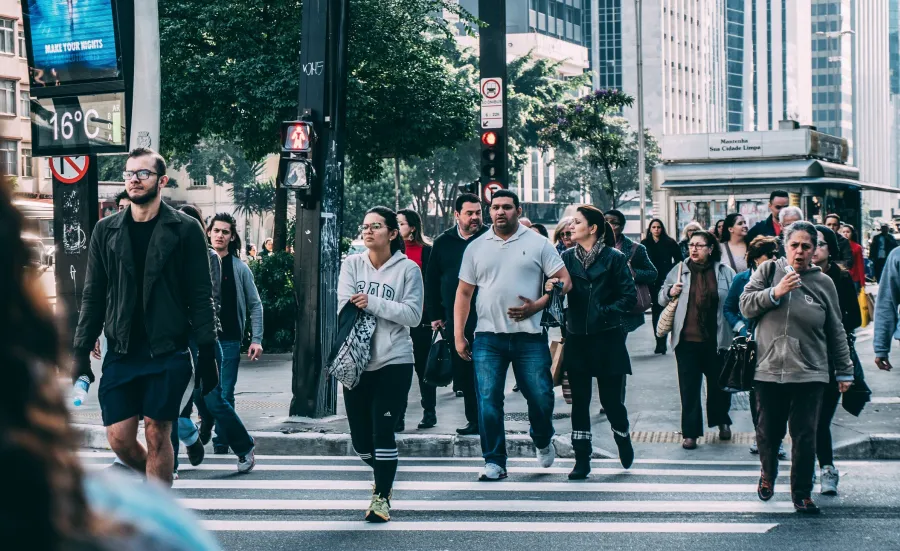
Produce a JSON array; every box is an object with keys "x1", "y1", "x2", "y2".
[{"x1": 80, "y1": 453, "x2": 803, "y2": 535}]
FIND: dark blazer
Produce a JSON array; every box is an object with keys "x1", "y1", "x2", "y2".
[
  {"x1": 562, "y1": 246, "x2": 637, "y2": 335},
  {"x1": 642, "y1": 236, "x2": 682, "y2": 288},
  {"x1": 74, "y1": 202, "x2": 218, "y2": 355}
]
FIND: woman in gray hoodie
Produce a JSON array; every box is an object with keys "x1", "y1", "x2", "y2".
[
  {"x1": 337, "y1": 206, "x2": 424, "y2": 523},
  {"x1": 740, "y1": 221, "x2": 853, "y2": 515}
]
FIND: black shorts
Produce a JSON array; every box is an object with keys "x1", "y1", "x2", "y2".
[{"x1": 98, "y1": 348, "x2": 194, "y2": 426}]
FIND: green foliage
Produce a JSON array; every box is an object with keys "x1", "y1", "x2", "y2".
[
  {"x1": 97, "y1": 155, "x2": 125, "y2": 182},
  {"x1": 248, "y1": 251, "x2": 296, "y2": 352},
  {"x1": 343, "y1": 159, "x2": 411, "y2": 239},
  {"x1": 552, "y1": 119, "x2": 660, "y2": 210},
  {"x1": 233, "y1": 179, "x2": 277, "y2": 220},
  {"x1": 538, "y1": 89, "x2": 636, "y2": 208}
]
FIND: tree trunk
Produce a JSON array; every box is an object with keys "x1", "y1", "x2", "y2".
[
  {"x1": 602, "y1": 161, "x2": 617, "y2": 209},
  {"x1": 393, "y1": 157, "x2": 401, "y2": 210},
  {"x1": 273, "y1": 180, "x2": 288, "y2": 252}
]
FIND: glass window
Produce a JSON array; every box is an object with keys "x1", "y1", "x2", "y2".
[
  {"x1": 20, "y1": 147, "x2": 31, "y2": 177},
  {"x1": 17, "y1": 30, "x2": 24, "y2": 58},
  {"x1": 19, "y1": 90, "x2": 29, "y2": 117},
  {"x1": 0, "y1": 20, "x2": 13, "y2": 55},
  {"x1": 0, "y1": 80, "x2": 15, "y2": 115},
  {"x1": 0, "y1": 140, "x2": 16, "y2": 175}
]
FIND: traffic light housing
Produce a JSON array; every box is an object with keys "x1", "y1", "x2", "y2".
[
  {"x1": 279, "y1": 120, "x2": 318, "y2": 206},
  {"x1": 480, "y1": 129, "x2": 507, "y2": 190}
]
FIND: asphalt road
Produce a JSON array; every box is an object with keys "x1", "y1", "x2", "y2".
[{"x1": 79, "y1": 452, "x2": 900, "y2": 551}]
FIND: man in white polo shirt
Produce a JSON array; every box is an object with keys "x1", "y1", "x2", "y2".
[{"x1": 454, "y1": 190, "x2": 572, "y2": 481}]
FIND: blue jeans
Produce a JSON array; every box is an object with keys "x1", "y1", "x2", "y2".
[
  {"x1": 472, "y1": 332, "x2": 555, "y2": 468},
  {"x1": 214, "y1": 340, "x2": 242, "y2": 448}
]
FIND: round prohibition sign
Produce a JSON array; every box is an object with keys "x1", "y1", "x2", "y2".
[
  {"x1": 50, "y1": 156, "x2": 90, "y2": 185},
  {"x1": 483, "y1": 182, "x2": 504, "y2": 202},
  {"x1": 481, "y1": 79, "x2": 501, "y2": 100}
]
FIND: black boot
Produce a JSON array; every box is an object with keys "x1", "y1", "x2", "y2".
[
  {"x1": 654, "y1": 337, "x2": 667, "y2": 355},
  {"x1": 417, "y1": 411, "x2": 437, "y2": 429},
  {"x1": 568, "y1": 439, "x2": 592, "y2": 480},
  {"x1": 613, "y1": 430, "x2": 634, "y2": 469}
]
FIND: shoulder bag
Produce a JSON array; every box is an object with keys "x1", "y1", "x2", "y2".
[
  {"x1": 655, "y1": 262, "x2": 682, "y2": 338},
  {"x1": 718, "y1": 264, "x2": 775, "y2": 392},
  {"x1": 423, "y1": 329, "x2": 454, "y2": 387},
  {"x1": 325, "y1": 304, "x2": 377, "y2": 390},
  {"x1": 628, "y1": 244, "x2": 652, "y2": 315}
]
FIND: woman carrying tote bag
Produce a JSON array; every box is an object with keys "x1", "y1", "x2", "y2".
[{"x1": 337, "y1": 206, "x2": 424, "y2": 523}]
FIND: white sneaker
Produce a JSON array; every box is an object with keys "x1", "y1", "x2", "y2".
[
  {"x1": 820, "y1": 465, "x2": 839, "y2": 495},
  {"x1": 778, "y1": 442, "x2": 787, "y2": 460},
  {"x1": 749, "y1": 441, "x2": 759, "y2": 454},
  {"x1": 237, "y1": 449, "x2": 256, "y2": 474},
  {"x1": 536, "y1": 442, "x2": 556, "y2": 468},
  {"x1": 478, "y1": 462, "x2": 508, "y2": 481}
]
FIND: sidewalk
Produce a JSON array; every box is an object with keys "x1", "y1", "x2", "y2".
[{"x1": 72, "y1": 319, "x2": 900, "y2": 459}]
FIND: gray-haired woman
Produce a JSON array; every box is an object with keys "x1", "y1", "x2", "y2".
[{"x1": 740, "y1": 221, "x2": 853, "y2": 515}]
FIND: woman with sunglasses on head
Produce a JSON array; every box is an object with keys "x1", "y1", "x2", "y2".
[
  {"x1": 550, "y1": 205, "x2": 636, "y2": 478},
  {"x1": 554, "y1": 217, "x2": 575, "y2": 254},
  {"x1": 337, "y1": 206, "x2": 424, "y2": 523},
  {"x1": 659, "y1": 230, "x2": 735, "y2": 450},
  {"x1": 811, "y1": 225, "x2": 861, "y2": 496},
  {"x1": 679, "y1": 221, "x2": 704, "y2": 260},
  {"x1": 641, "y1": 218, "x2": 682, "y2": 354},
  {"x1": 740, "y1": 221, "x2": 853, "y2": 514}
]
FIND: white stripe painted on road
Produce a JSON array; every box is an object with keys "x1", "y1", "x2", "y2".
[
  {"x1": 181, "y1": 498, "x2": 797, "y2": 514},
  {"x1": 157, "y1": 464, "x2": 766, "y2": 477},
  {"x1": 174, "y1": 479, "x2": 789, "y2": 493},
  {"x1": 77, "y1": 452, "x2": 793, "y2": 466},
  {"x1": 870, "y1": 397, "x2": 900, "y2": 404},
  {"x1": 199, "y1": 520, "x2": 778, "y2": 534}
]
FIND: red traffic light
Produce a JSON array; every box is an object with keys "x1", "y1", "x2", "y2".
[
  {"x1": 481, "y1": 131, "x2": 498, "y2": 147},
  {"x1": 282, "y1": 121, "x2": 312, "y2": 152}
]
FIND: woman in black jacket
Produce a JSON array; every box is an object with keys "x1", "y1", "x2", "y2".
[
  {"x1": 548, "y1": 205, "x2": 637, "y2": 479},
  {"x1": 812, "y1": 225, "x2": 861, "y2": 497},
  {"x1": 642, "y1": 218, "x2": 683, "y2": 354}
]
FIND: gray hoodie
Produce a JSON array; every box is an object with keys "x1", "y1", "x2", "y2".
[
  {"x1": 338, "y1": 251, "x2": 424, "y2": 371},
  {"x1": 739, "y1": 258, "x2": 852, "y2": 384}
]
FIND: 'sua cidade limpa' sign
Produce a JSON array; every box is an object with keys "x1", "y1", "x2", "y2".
[{"x1": 707, "y1": 134, "x2": 763, "y2": 159}]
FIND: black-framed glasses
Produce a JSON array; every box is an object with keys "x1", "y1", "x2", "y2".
[
  {"x1": 688, "y1": 243, "x2": 711, "y2": 250},
  {"x1": 358, "y1": 223, "x2": 385, "y2": 233},
  {"x1": 123, "y1": 170, "x2": 158, "y2": 181},
  {"x1": 817, "y1": 241, "x2": 829, "y2": 248}
]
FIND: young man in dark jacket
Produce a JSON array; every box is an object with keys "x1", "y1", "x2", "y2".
[
  {"x1": 424, "y1": 193, "x2": 487, "y2": 435},
  {"x1": 746, "y1": 190, "x2": 790, "y2": 243},
  {"x1": 72, "y1": 148, "x2": 219, "y2": 486}
]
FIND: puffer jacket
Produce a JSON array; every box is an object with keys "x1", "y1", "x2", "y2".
[
  {"x1": 739, "y1": 258, "x2": 852, "y2": 384},
  {"x1": 562, "y1": 245, "x2": 637, "y2": 335}
]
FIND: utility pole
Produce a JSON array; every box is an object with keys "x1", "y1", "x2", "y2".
[
  {"x1": 478, "y1": 0, "x2": 508, "y2": 200},
  {"x1": 289, "y1": 0, "x2": 350, "y2": 418},
  {"x1": 635, "y1": 0, "x2": 646, "y2": 232}
]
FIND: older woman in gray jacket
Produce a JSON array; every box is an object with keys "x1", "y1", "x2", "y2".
[
  {"x1": 740, "y1": 221, "x2": 853, "y2": 515},
  {"x1": 659, "y1": 230, "x2": 735, "y2": 450}
]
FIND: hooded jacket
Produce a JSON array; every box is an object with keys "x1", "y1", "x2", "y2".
[
  {"x1": 338, "y1": 250, "x2": 424, "y2": 371},
  {"x1": 739, "y1": 257, "x2": 853, "y2": 384}
]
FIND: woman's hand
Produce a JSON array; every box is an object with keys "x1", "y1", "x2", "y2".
[
  {"x1": 350, "y1": 293, "x2": 369, "y2": 310},
  {"x1": 838, "y1": 381, "x2": 852, "y2": 393},
  {"x1": 544, "y1": 278, "x2": 560, "y2": 293},
  {"x1": 669, "y1": 282, "x2": 683, "y2": 298},
  {"x1": 773, "y1": 272, "x2": 802, "y2": 300}
]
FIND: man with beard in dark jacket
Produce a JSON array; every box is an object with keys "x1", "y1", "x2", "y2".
[{"x1": 425, "y1": 193, "x2": 488, "y2": 435}]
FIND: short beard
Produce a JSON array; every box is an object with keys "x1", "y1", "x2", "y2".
[{"x1": 128, "y1": 182, "x2": 160, "y2": 205}]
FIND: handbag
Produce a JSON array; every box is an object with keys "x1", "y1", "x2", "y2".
[
  {"x1": 325, "y1": 304, "x2": 377, "y2": 390},
  {"x1": 719, "y1": 334, "x2": 757, "y2": 392},
  {"x1": 423, "y1": 329, "x2": 454, "y2": 387},
  {"x1": 655, "y1": 262, "x2": 683, "y2": 338},
  {"x1": 550, "y1": 338, "x2": 565, "y2": 387},
  {"x1": 859, "y1": 288, "x2": 870, "y2": 327},
  {"x1": 542, "y1": 281, "x2": 565, "y2": 328},
  {"x1": 628, "y1": 245, "x2": 652, "y2": 314}
]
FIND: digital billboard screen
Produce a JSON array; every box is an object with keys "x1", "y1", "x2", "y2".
[{"x1": 23, "y1": 0, "x2": 122, "y2": 88}]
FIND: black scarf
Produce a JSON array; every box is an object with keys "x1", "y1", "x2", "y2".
[{"x1": 575, "y1": 240, "x2": 604, "y2": 270}]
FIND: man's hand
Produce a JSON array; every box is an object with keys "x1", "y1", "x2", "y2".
[
  {"x1": 773, "y1": 272, "x2": 802, "y2": 300},
  {"x1": 350, "y1": 293, "x2": 369, "y2": 310},
  {"x1": 247, "y1": 343, "x2": 263, "y2": 361},
  {"x1": 508, "y1": 296, "x2": 539, "y2": 322},
  {"x1": 91, "y1": 339, "x2": 102, "y2": 360},
  {"x1": 72, "y1": 349, "x2": 95, "y2": 384},
  {"x1": 876, "y1": 357, "x2": 893, "y2": 371},
  {"x1": 431, "y1": 320, "x2": 445, "y2": 331},
  {"x1": 455, "y1": 335, "x2": 472, "y2": 362},
  {"x1": 838, "y1": 381, "x2": 853, "y2": 393},
  {"x1": 197, "y1": 343, "x2": 220, "y2": 396}
]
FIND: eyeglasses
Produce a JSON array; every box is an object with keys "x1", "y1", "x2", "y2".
[
  {"x1": 123, "y1": 170, "x2": 158, "y2": 181},
  {"x1": 358, "y1": 223, "x2": 385, "y2": 233},
  {"x1": 688, "y1": 243, "x2": 710, "y2": 250},
  {"x1": 788, "y1": 242, "x2": 814, "y2": 251},
  {"x1": 817, "y1": 241, "x2": 829, "y2": 248},
  {"x1": 562, "y1": 232, "x2": 573, "y2": 238}
]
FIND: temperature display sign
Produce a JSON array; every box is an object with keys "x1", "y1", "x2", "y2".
[{"x1": 30, "y1": 92, "x2": 127, "y2": 156}]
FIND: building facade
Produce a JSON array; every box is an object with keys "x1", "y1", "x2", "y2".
[{"x1": 811, "y1": 1, "x2": 853, "y2": 146}]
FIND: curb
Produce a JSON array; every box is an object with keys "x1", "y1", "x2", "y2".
[
  {"x1": 73, "y1": 424, "x2": 614, "y2": 459},
  {"x1": 833, "y1": 433, "x2": 900, "y2": 460}
]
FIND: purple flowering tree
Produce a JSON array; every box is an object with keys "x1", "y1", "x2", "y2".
[{"x1": 538, "y1": 89, "x2": 636, "y2": 208}]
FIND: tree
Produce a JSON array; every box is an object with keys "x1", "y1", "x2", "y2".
[
  {"x1": 551, "y1": 119, "x2": 660, "y2": 210},
  {"x1": 233, "y1": 179, "x2": 277, "y2": 244},
  {"x1": 342, "y1": 160, "x2": 412, "y2": 239},
  {"x1": 537, "y1": 89, "x2": 636, "y2": 208}
]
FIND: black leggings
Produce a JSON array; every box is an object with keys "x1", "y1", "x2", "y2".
[
  {"x1": 343, "y1": 364, "x2": 414, "y2": 496},
  {"x1": 816, "y1": 383, "x2": 841, "y2": 468},
  {"x1": 398, "y1": 326, "x2": 436, "y2": 418}
]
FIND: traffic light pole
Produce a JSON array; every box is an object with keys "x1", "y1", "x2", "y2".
[
  {"x1": 290, "y1": 0, "x2": 350, "y2": 418},
  {"x1": 478, "y1": 0, "x2": 508, "y2": 197}
]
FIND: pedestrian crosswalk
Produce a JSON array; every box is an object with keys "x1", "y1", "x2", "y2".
[{"x1": 77, "y1": 451, "x2": 819, "y2": 536}]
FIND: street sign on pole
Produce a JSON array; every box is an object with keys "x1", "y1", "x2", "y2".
[{"x1": 49, "y1": 156, "x2": 91, "y2": 184}]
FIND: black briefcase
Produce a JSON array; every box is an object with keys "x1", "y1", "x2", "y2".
[
  {"x1": 423, "y1": 329, "x2": 453, "y2": 387},
  {"x1": 719, "y1": 335, "x2": 757, "y2": 393}
]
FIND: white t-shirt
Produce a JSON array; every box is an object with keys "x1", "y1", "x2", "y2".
[{"x1": 459, "y1": 223, "x2": 565, "y2": 334}]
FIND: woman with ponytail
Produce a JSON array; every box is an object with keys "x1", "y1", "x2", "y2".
[{"x1": 337, "y1": 206, "x2": 424, "y2": 523}]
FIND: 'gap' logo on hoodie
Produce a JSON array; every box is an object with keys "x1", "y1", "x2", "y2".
[{"x1": 357, "y1": 281, "x2": 396, "y2": 301}]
